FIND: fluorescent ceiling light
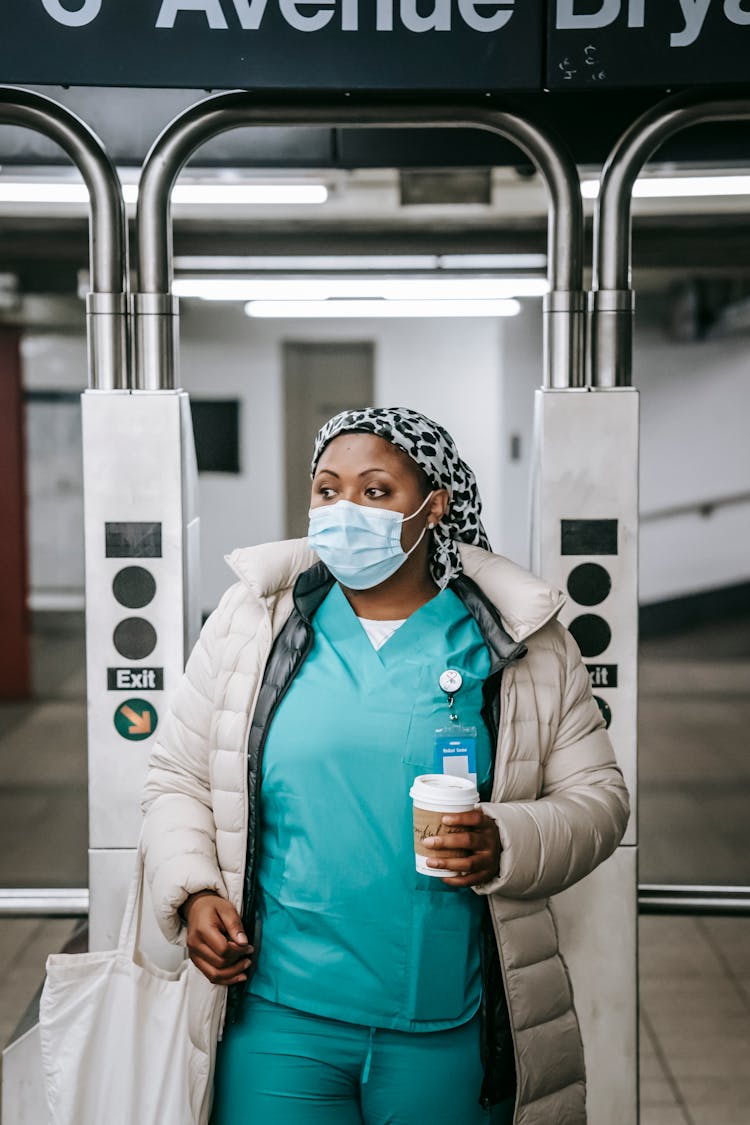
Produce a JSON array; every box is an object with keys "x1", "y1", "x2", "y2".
[
  {"x1": 174, "y1": 253, "x2": 548, "y2": 272},
  {"x1": 174, "y1": 277, "x2": 548, "y2": 301},
  {"x1": 0, "y1": 183, "x2": 90, "y2": 204},
  {"x1": 440, "y1": 254, "x2": 548, "y2": 270},
  {"x1": 176, "y1": 254, "x2": 439, "y2": 271},
  {"x1": 245, "y1": 299, "x2": 521, "y2": 318},
  {"x1": 170, "y1": 184, "x2": 327, "y2": 205},
  {"x1": 582, "y1": 174, "x2": 750, "y2": 200},
  {"x1": 0, "y1": 182, "x2": 327, "y2": 206}
]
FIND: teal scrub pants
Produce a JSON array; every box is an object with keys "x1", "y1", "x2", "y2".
[{"x1": 211, "y1": 995, "x2": 515, "y2": 1125}]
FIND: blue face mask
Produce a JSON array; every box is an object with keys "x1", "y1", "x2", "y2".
[{"x1": 307, "y1": 494, "x2": 434, "y2": 591}]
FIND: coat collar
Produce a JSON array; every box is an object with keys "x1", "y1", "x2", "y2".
[
  {"x1": 457, "y1": 544, "x2": 565, "y2": 642},
  {"x1": 225, "y1": 538, "x2": 565, "y2": 644},
  {"x1": 225, "y1": 538, "x2": 316, "y2": 600}
]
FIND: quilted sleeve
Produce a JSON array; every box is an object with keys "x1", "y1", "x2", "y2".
[
  {"x1": 140, "y1": 591, "x2": 236, "y2": 943},
  {"x1": 474, "y1": 623, "x2": 630, "y2": 900}
]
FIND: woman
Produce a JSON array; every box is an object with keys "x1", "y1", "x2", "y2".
[{"x1": 141, "y1": 406, "x2": 630, "y2": 1125}]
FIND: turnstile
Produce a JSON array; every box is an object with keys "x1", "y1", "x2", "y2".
[
  {"x1": 531, "y1": 385, "x2": 639, "y2": 1124},
  {"x1": 83, "y1": 388, "x2": 200, "y2": 954},
  {"x1": 538, "y1": 87, "x2": 750, "y2": 1125},
  {"x1": 0, "y1": 85, "x2": 200, "y2": 1122},
  {"x1": 0, "y1": 84, "x2": 128, "y2": 1125}
]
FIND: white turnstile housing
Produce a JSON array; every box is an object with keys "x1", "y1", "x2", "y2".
[
  {"x1": 82, "y1": 389, "x2": 200, "y2": 952},
  {"x1": 532, "y1": 386, "x2": 639, "y2": 1125},
  {"x1": 3, "y1": 393, "x2": 199, "y2": 1125}
]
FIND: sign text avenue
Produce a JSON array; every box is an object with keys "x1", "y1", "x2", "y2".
[
  {"x1": 1, "y1": 0, "x2": 541, "y2": 89},
  {"x1": 40, "y1": 0, "x2": 518, "y2": 34}
]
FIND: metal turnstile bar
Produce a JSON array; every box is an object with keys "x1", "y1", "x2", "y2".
[
  {"x1": 0, "y1": 889, "x2": 89, "y2": 918},
  {"x1": 591, "y1": 88, "x2": 750, "y2": 388},
  {"x1": 135, "y1": 95, "x2": 584, "y2": 393},
  {"x1": 2, "y1": 887, "x2": 749, "y2": 919},
  {"x1": 639, "y1": 886, "x2": 750, "y2": 917},
  {"x1": 0, "y1": 85, "x2": 129, "y2": 390}
]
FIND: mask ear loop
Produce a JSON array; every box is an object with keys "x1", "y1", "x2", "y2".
[
  {"x1": 402, "y1": 493, "x2": 437, "y2": 560},
  {"x1": 402, "y1": 490, "x2": 434, "y2": 524}
]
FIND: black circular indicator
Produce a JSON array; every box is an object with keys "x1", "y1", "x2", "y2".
[
  {"x1": 112, "y1": 567, "x2": 156, "y2": 610},
  {"x1": 593, "y1": 695, "x2": 612, "y2": 729},
  {"x1": 567, "y1": 563, "x2": 612, "y2": 607},
  {"x1": 568, "y1": 614, "x2": 611, "y2": 658},
  {"x1": 113, "y1": 618, "x2": 157, "y2": 661}
]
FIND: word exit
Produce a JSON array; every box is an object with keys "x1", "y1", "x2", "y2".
[
  {"x1": 107, "y1": 667, "x2": 164, "y2": 691},
  {"x1": 586, "y1": 663, "x2": 618, "y2": 688}
]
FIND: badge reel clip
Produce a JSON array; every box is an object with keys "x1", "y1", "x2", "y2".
[{"x1": 434, "y1": 669, "x2": 477, "y2": 785}]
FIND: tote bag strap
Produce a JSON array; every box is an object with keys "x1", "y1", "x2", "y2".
[{"x1": 116, "y1": 841, "x2": 148, "y2": 961}]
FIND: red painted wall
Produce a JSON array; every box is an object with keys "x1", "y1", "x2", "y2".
[{"x1": 0, "y1": 328, "x2": 30, "y2": 699}]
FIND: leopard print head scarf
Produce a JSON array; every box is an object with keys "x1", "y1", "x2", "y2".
[{"x1": 310, "y1": 406, "x2": 490, "y2": 588}]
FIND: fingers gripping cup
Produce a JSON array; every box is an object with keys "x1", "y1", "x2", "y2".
[{"x1": 409, "y1": 774, "x2": 480, "y2": 878}]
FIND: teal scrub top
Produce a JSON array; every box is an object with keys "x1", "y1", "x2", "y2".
[{"x1": 248, "y1": 583, "x2": 492, "y2": 1031}]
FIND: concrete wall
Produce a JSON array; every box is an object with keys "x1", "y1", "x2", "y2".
[
  {"x1": 635, "y1": 296, "x2": 750, "y2": 604},
  {"x1": 20, "y1": 294, "x2": 750, "y2": 612},
  {"x1": 179, "y1": 302, "x2": 504, "y2": 607}
]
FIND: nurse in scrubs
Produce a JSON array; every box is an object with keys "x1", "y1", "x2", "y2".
[{"x1": 148, "y1": 407, "x2": 629, "y2": 1125}]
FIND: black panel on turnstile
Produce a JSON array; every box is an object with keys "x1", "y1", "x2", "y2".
[
  {"x1": 105, "y1": 522, "x2": 162, "y2": 558},
  {"x1": 561, "y1": 520, "x2": 618, "y2": 556}
]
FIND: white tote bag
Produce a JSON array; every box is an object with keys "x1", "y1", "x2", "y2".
[{"x1": 39, "y1": 847, "x2": 225, "y2": 1125}]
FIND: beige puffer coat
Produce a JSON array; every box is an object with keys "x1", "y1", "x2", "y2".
[{"x1": 141, "y1": 539, "x2": 630, "y2": 1125}]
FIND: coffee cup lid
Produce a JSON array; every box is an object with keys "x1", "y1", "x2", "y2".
[{"x1": 409, "y1": 773, "x2": 479, "y2": 811}]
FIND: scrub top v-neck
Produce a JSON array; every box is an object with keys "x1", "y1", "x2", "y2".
[{"x1": 247, "y1": 582, "x2": 493, "y2": 1031}]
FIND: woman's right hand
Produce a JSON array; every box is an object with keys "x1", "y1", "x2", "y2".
[{"x1": 183, "y1": 892, "x2": 254, "y2": 986}]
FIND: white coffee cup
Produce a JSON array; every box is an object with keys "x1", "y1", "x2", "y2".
[{"x1": 409, "y1": 774, "x2": 480, "y2": 877}]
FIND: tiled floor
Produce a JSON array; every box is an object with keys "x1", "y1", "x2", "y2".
[
  {"x1": 638, "y1": 616, "x2": 750, "y2": 887},
  {"x1": 639, "y1": 915, "x2": 750, "y2": 1125},
  {"x1": 1, "y1": 611, "x2": 749, "y2": 1123}
]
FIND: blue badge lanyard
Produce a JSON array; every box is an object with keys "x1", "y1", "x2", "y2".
[{"x1": 433, "y1": 668, "x2": 478, "y2": 785}]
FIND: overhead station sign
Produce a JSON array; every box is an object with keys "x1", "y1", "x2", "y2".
[
  {"x1": 0, "y1": 0, "x2": 542, "y2": 90},
  {"x1": 1, "y1": 2, "x2": 744, "y2": 92},
  {"x1": 547, "y1": 0, "x2": 750, "y2": 88}
]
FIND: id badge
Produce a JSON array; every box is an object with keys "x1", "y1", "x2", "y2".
[{"x1": 434, "y1": 724, "x2": 478, "y2": 785}]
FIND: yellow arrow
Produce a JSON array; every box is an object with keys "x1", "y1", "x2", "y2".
[{"x1": 120, "y1": 704, "x2": 152, "y2": 736}]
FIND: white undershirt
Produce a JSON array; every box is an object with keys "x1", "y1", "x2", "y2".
[{"x1": 357, "y1": 617, "x2": 407, "y2": 651}]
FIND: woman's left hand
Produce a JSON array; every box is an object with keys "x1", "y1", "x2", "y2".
[{"x1": 423, "y1": 809, "x2": 502, "y2": 888}]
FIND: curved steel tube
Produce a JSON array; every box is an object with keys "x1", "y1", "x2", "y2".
[
  {"x1": 592, "y1": 89, "x2": 750, "y2": 387},
  {"x1": 639, "y1": 885, "x2": 750, "y2": 917},
  {"x1": 136, "y1": 95, "x2": 583, "y2": 391},
  {"x1": 0, "y1": 887, "x2": 89, "y2": 918},
  {"x1": 0, "y1": 85, "x2": 128, "y2": 389}
]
